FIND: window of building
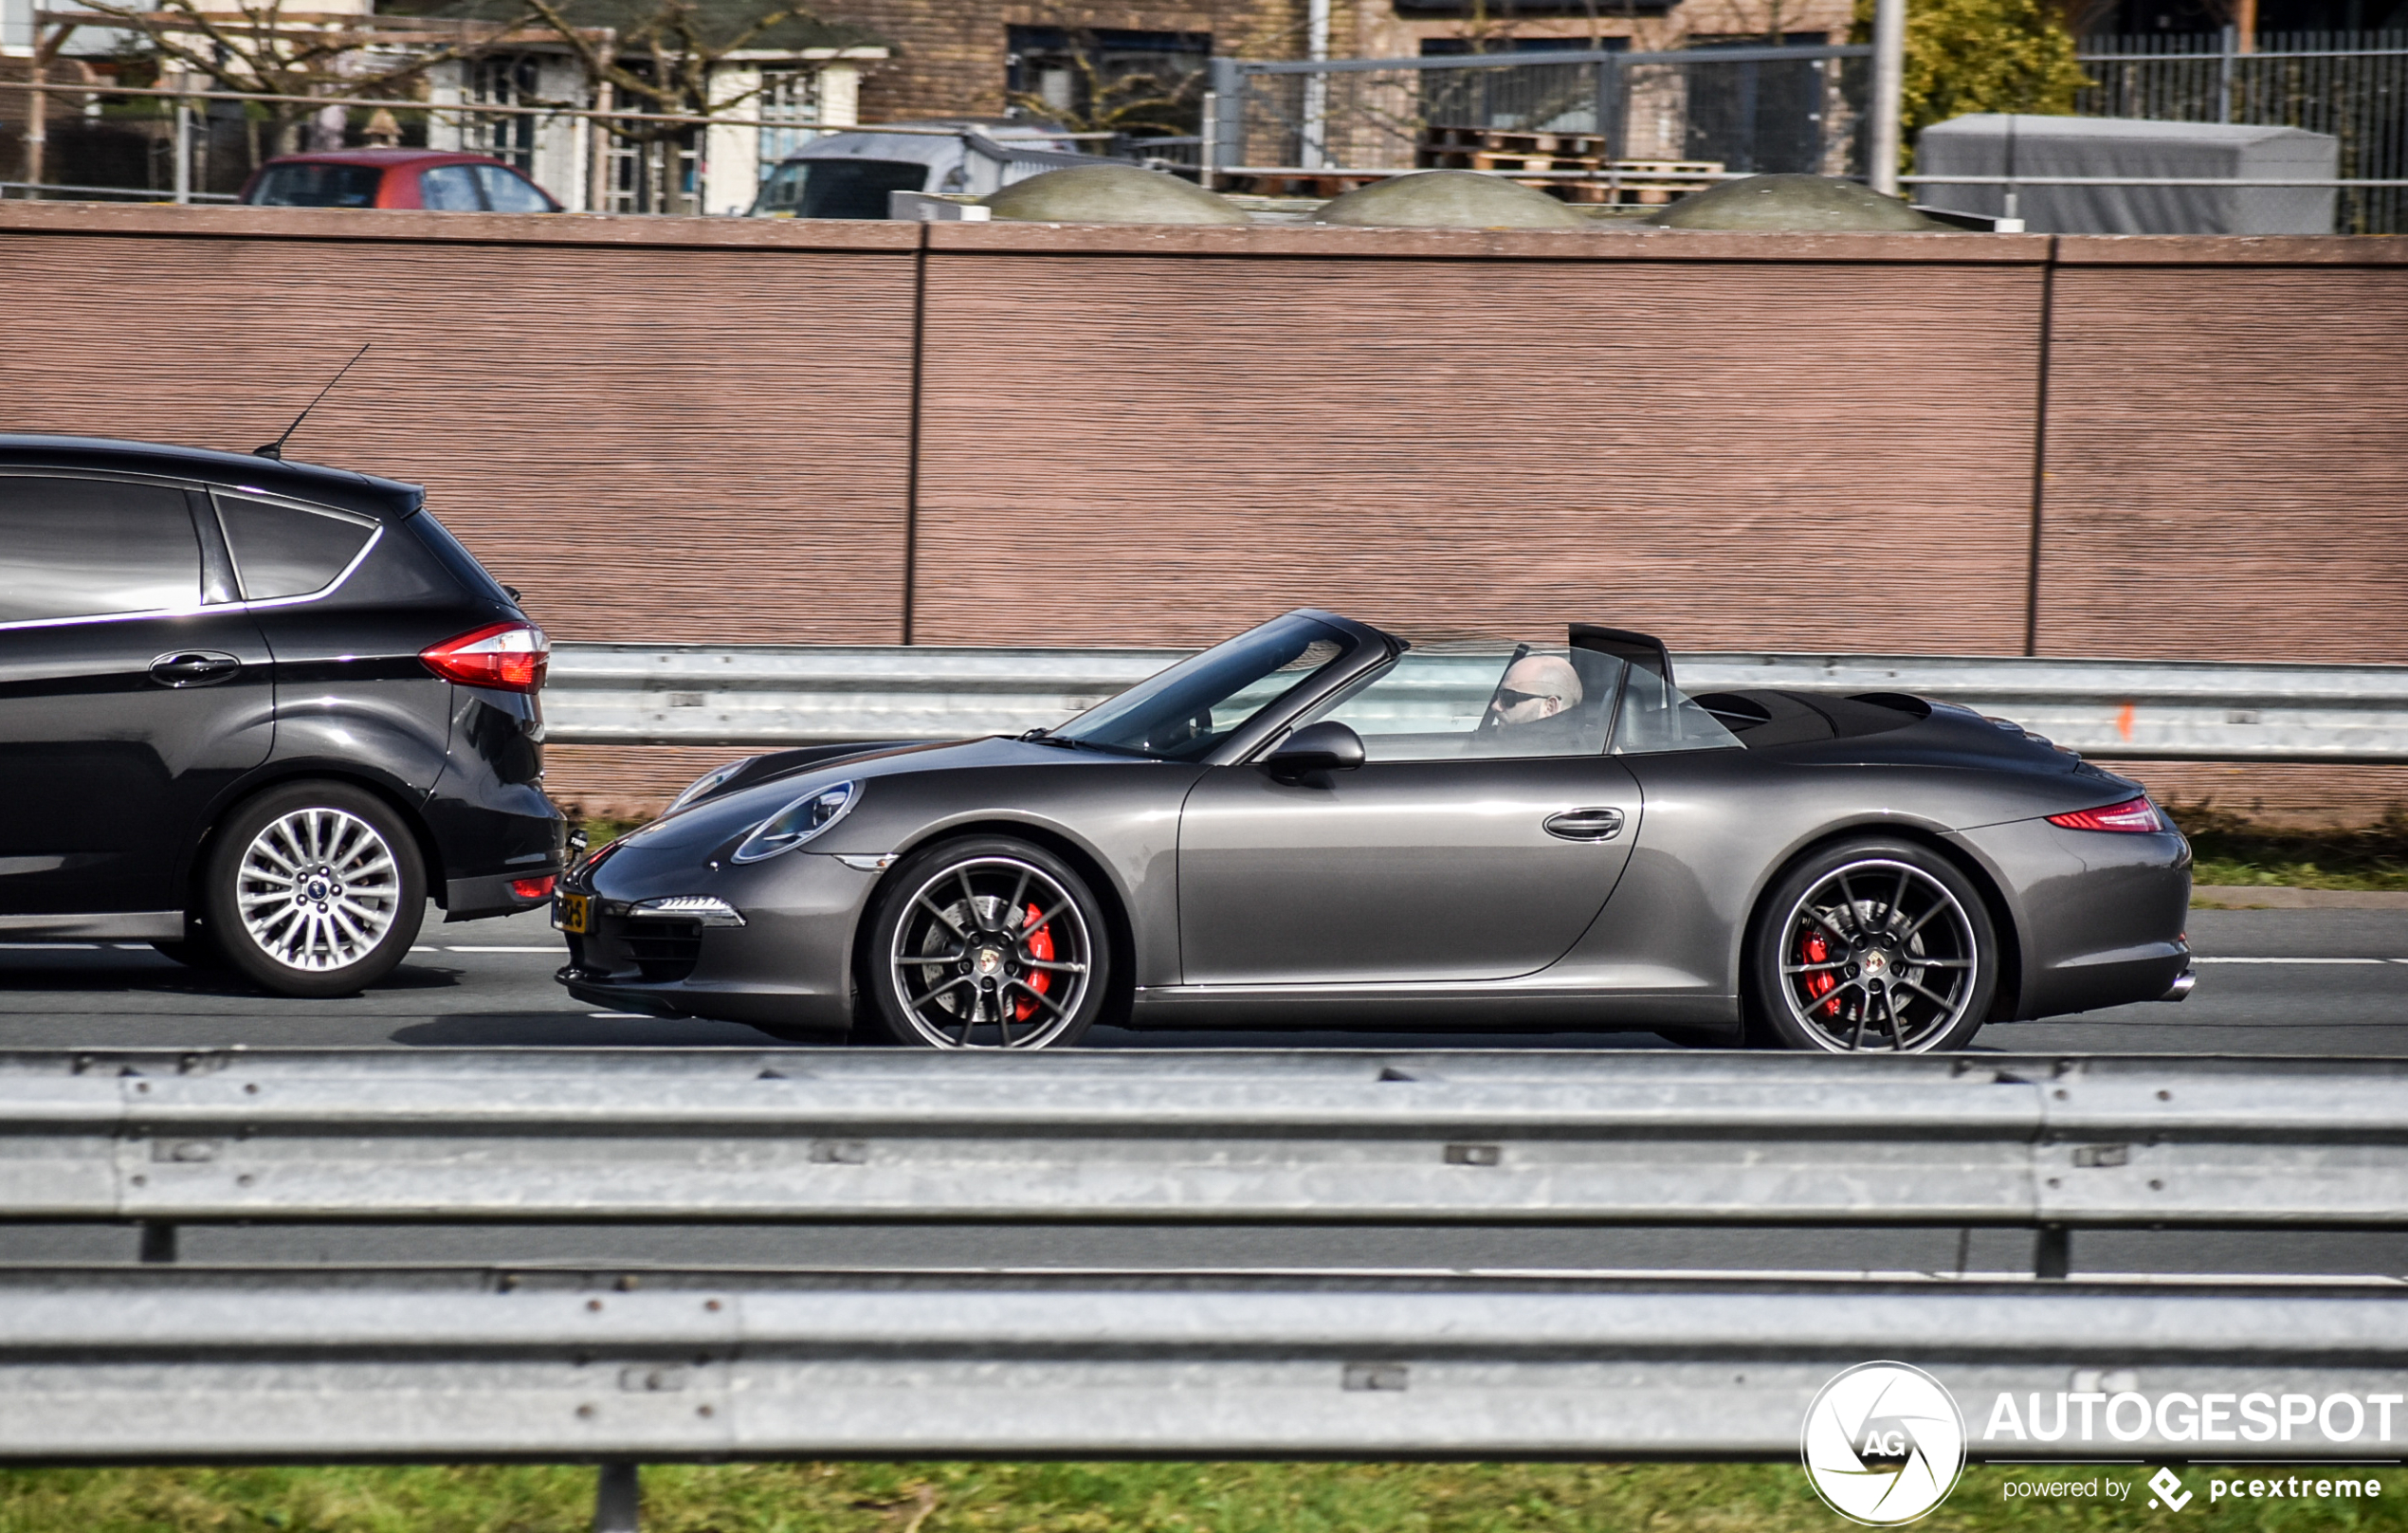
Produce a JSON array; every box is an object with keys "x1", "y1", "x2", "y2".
[
  {"x1": 757, "y1": 68, "x2": 823, "y2": 174},
  {"x1": 1004, "y1": 26, "x2": 1211, "y2": 137}
]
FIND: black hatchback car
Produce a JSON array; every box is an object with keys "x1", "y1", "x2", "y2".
[{"x1": 0, "y1": 436, "x2": 565, "y2": 996}]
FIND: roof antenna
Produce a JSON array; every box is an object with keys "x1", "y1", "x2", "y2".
[{"x1": 254, "y1": 342, "x2": 371, "y2": 460}]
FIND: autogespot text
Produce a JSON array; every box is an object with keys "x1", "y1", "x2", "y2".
[{"x1": 1983, "y1": 1389, "x2": 2403, "y2": 1445}]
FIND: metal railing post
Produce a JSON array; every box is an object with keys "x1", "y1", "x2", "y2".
[
  {"x1": 1300, "y1": 0, "x2": 1330, "y2": 171},
  {"x1": 1207, "y1": 57, "x2": 1244, "y2": 188},
  {"x1": 173, "y1": 88, "x2": 193, "y2": 205},
  {"x1": 2218, "y1": 24, "x2": 2236, "y2": 123},
  {"x1": 1870, "y1": 0, "x2": 1906, "y2": 194},
  {"x1": 1595, "y1": 58, "x2": 1627, "y2": 165},
  {"x1": 1198, "y1": 88, "x2": 1218, "y2": 189},
  {"x1": 593, "y1": 1463, "x2": 640, "y2": 1533}
]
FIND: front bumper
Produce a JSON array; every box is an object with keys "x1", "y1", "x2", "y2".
[{"x1": 553, "y1": 841, "x2": 884, "y2": 1036}]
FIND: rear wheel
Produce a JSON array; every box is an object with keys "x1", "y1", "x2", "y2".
[
  {"x1": 867, "y1": 837, "x2": 1110, "y2": 1049},
  {"x1": 202, "y1": 782, "x2": 426, "y2": 998},
  {"x1": 1746, "y1": 838, "x2": 1997, "y2": 1053}
]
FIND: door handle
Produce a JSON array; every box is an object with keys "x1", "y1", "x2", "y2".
[
  {"x1": 148, "y1": 650, "x2": 242, "y2": 687},
  {"x1": 1543, "y1": 807, "x2": 1624, "y2": 842}
]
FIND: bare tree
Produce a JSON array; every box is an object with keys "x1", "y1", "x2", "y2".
[
  {"x1": 1001, "y1": 27, "x2": 1204, "y2": 140},
  {"x1": 496, "y1": 0, "x2": 855, "y2": 149}
]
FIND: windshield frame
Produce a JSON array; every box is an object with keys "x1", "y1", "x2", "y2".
[{"x1": 1046, "y1": 610, "x2": 1394, "y2": 766}]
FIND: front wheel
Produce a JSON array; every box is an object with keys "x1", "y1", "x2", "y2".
[
  {"x1": 202, "y1": 782, "x2": 427, "y2": 998},
  {"x1": 866, "y1": 836, "x2": 1111, "y2": 1049},
  {"x1": 1745, "y1": 838, "x2": 1998, "y2": 1053}
]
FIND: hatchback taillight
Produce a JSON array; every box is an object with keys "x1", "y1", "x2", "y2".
[
  {"x1": 421, "y1": 621, "x2": 548, "y2": 692},
  {"x1": 2047, "y1": 795, "x2": 2164, "y2": 833}
]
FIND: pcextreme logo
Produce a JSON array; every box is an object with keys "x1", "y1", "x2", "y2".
[{"x1": 1800, "y1": 1361, "x2": 1969, "y2": 1525}]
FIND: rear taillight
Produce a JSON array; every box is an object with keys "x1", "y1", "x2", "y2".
[
  {"x1": 2047, "y1": 795, "x2": 2164, "y2": 833},
  {"x1": 421, "y1": 621, "x2": 548, "y2": 692},
  {"x1": 511, "y1": 874, "x2": 556, "y2": 900}
]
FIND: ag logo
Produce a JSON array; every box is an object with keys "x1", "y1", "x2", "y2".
[{"x1": 1800, "y1": 1361, "x2": 1968, "y2": 1525}]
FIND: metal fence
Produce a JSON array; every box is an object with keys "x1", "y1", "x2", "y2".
[
  {"x1": 4, "y1": 1048, "x2": 2407, "y2": 1471},
  {"x1": 1204, "y1": 44, "x2": 1870, "y2": 201},
  {"x1": 2075, "y1": 28, "x2": 2408, "y2": 232},
  {"x1": 5, "y1": 1270, "x2": 2404, "y2": 1464},
  {"x1": 543, "y1": 644, "x2": 2408, "y2": 762},
  {"x1": 0, "y1": 80, "x2": 831, "y2": 212}
]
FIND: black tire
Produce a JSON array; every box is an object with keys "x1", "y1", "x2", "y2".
[
  {"x1": 864, "y1": 836, "x2": 1111, "y2": 1049},
  {"x1": 1745, "y1": 837, "x2": 1998, "y2": 1054},
  {"x1": 202, "y1": 781, "x2": 427, "y2": 999}
]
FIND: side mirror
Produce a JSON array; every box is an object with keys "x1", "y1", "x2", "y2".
[{"x1": 1265, "y1": 721, "x2": 1365, "y2": 780}]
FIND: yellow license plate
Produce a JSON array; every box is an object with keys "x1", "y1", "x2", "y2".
[{"x1": 554, "y1": 891, "x2": 591, "y2": 936}]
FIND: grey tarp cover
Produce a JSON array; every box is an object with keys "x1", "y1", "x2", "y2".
[{"x1": 1915, "y1": 114, "x2": 2338, "y2": 234}]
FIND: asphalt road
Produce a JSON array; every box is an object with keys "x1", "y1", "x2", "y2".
[
  {"x1": 3, "y1": 906, "x2": 2399, "y2": 1280},
  {"x1": 0, "y1": 905, "x2": 2399, "y2": 1055}
]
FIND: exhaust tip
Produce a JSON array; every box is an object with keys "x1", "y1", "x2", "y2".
[{"x1": 2159, "y1": 966, "x2": 2198, "y2": 1002}]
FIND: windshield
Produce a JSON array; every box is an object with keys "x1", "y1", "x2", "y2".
[
  {"x1": 1051, "y1": 613, "x2": 1356, "y2": 760},
  {"x1": 755, "y1": 158, "x2": 929, "y2": 218}
]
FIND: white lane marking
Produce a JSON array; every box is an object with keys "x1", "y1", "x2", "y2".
[
  {"x1": 0, "y1": 942, "x2": 99, "y2": 950},
  {"x1": 2192, "y1": 957, "x2": 2391, "y2": 964},
  {"x1": 589, "y1": 1012, "x2": 652, "y2": 1019},
  {"x1": 445, "y1": 945, "x2": 566, "y2": 953}
]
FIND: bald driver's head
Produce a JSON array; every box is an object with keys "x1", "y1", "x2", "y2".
[{"x1": 1488, "y1": 654, "x2": 1582, "y2": 728}]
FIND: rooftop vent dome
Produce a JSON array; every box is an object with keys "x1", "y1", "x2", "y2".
[
  {"x1": 1311, "y1": 170, "x2": 1589, "y2": 229},
  {"x1": 1645, "y1": 173, "x2": 1951, "y2": 231},
  {"x1": 980, "y1": 164, "x2": 1252, "y2": 225}
]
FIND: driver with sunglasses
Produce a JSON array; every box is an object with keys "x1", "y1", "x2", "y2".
[{"x1": 1485, "y1": 654, "x2": 1584, "y2": 739}]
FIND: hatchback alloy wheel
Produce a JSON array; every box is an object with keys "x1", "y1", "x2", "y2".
[{"x1": 204, "y1": 781, "x2": 427, "y2": 997}]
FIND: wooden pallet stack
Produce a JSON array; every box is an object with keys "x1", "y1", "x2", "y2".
[{"x1": 1417, "y1": 125, "x2": 1723, "y2": 204}]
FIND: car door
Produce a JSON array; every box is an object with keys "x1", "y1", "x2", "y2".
[
  {"x1": 0, "y1": 473, "x2": 274, "y2": 923},
  {"x1": 1177, "y1": 643, "x2": 1643, "y2": 985}
]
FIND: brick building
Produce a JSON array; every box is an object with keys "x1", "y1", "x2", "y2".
[{"x1": 816, "y1": 0, "x2": 1851, "y2": 126}]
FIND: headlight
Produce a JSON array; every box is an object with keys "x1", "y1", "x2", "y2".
[
  {"x1": 666, "y1": 757, "x2": 756, "y2": 816},
  {"x1": 733, "y1": 780, "x2": 859, "y2": 863}
]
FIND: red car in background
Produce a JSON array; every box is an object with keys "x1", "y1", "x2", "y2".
[{"x1": 239, "y1": 150, "x2": 562, "y2": 212}]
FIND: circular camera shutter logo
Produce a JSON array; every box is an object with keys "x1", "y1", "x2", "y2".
[{"x1": 1800, "y1": 1361, "x2": 1967, "y2": 1526}]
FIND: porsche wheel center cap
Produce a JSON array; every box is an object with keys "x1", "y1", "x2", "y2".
[
  {"x1": 1860, "y1": 949, "x2": 1889, "y2": 976},
  {"x1": 974, "y1": 948, "x2": 1004, "y2": 977}
]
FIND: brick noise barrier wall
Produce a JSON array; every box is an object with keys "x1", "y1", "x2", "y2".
[{"x1": 3, "y1": 204, "x2": 2404, "y2": 823}]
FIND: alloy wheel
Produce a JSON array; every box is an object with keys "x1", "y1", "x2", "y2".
[
  {"x1": 234, "y1": 807, "x2": 405, "y2": 972},
  {"x1": 1775, "y1": 857, "x2": 1980, "y2": 1052},
  {"x1": 887, "y1": 855, "x2": 1093, "y2": 1049}
]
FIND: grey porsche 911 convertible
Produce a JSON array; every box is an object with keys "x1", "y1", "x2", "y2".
[{"x1": 555, "y1": 610, "x2": 2193, "y2": 1051}]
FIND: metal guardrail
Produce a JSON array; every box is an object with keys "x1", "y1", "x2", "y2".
[
  {"x1": 7, "y1": 1049, "x2": 2405, "y2": 1476},
  {"x1": 16, "y1": 1049, "x2": 2407, "y2": 1236},
  {"x1": 3, "y1": 1269, "x2": 2402, "y2": 1460},
  {"x1": 544, "y1": 644, "x2": 2408, "y2": 761}
]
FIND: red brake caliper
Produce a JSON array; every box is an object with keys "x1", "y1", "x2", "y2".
[
  {"x1": 1801, "y1": 931, "x2": 1839, "y2": 1016},
  {"x1": 1012, "y1": 903, "x2": 1053, "y2": 1022}
]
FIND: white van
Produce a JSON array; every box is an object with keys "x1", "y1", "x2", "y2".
[{"x1": 750, "y1": 119, "x2": 1126, "y2": 218}]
